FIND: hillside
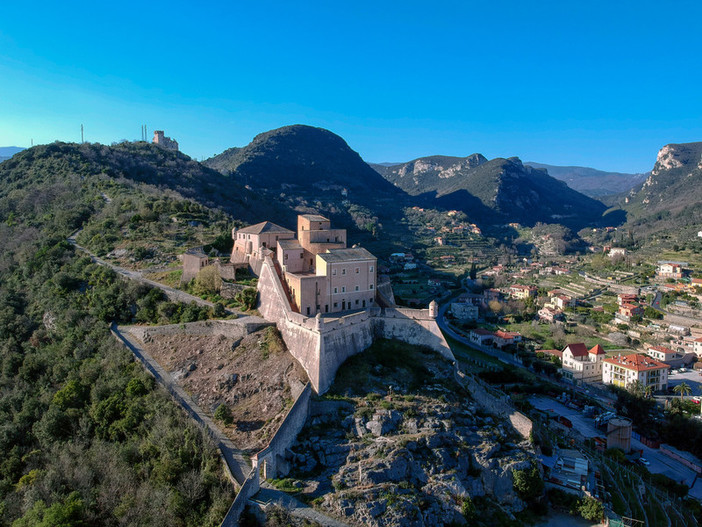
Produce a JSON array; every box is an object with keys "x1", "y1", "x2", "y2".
[
  {"x1": 373, "y1": 155, "x2": 614, "y2": 229},
  {"x1": 524, "y1": 162, "x2": 647, "y2": 197},
  {"x1": 0, "y1": 142, "x2": 246, "y2": 525},
  {"x1": 622, "y1": 142, "x2": 702, "y2": 240},
  {"x1": 205, "y1": 125, "x2": 400, "y2": 196}
]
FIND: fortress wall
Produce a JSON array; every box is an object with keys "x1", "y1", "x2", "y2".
[
  {"x1": 375, "y1": 308, "x2": 455, "y2": 363},
  {"x1": 254, "y1": 382, "x2": 312, "y2": 478},
  {"x1": 257, "y1": 258, "x2": 322, "y2": 390},
  {"x1": 317, "y1": 318, "x2": 375, "y2": 394}
]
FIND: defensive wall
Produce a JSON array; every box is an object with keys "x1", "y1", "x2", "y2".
[
  {"x1": 256, "y1": 255, "x2": 456, "y2": 394},
  {"x1": 455, "y1": 369, "x2": 533, "y2": 440}
]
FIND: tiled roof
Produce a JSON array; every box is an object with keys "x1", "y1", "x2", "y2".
[
  {"x1": 564, "y1": 343, "x2": 589, "y2": 357},
  {"x1": 648, "y1": 345, "x2": 677, "y2": 355},
  {"x1": 238, "y1": 221, "x2": 294, "y2": 235},
  {"x1": 604, "y1": 353, "x2": 668, "y2": 372},
  {"x1": 277, "y1": 239, "x2": 302, "y2": 249},
  {"x1": 300, "y1": 214, "x2": 329, "y2": 222},
  {"x1": 589, "y1": 344, "x2": 606, "y2": 356},
  {"x1": 317, "y1": 247, "x2": 375, "y2": 263}
]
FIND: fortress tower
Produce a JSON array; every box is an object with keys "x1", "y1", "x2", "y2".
[{"x1": 152, "y1": 130, "x2": 179, "y2": 151}]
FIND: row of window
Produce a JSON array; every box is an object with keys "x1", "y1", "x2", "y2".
[
  {"x1": 332, "y1": 266, "x2": 374, "y2": 275},
  {"x1": 333, "y1": 284, "x2": 374, "y2": 294}
]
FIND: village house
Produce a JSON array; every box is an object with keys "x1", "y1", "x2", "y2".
[
  {"x1": 493, "y1": 330, "x2": 522, "y2": 349},
  {"x1": 538, "y1": 306, "x2": 564, "y2": 323},
  {"x1": 646, "y1": 345, "x2": 684, "y2": 368},
  {"x1": 693, "y1": 337, "x2": 702, "y2": 357},
  {"x1": 551, "y1": 294, "x2": 574, "y2": 310},
  {"x1": 657, "y1": 261, "x2": 686, "y2": 279},
  {"x1": 608, "y1": 247, "x2": 627, "y2": 258},
  {"x1": 618, "y1": 303, "x2": 643, "y2": 320},
  {"x1": 617, "y1": 293, "x2": 638, "y2": 306},
  {"x1": 232, "y1": 214, "x2": 377, "y2": 316},
  {"x1": 450, "y1": 302, "x2": 479, "y2": 322},
  {"x1": 602, "y1": 354, "x2": 668, "y2": 393},
  {"x1": 560, "y1": 343, "x2": 606, "y2": 383},
  {"x1": 469, "y1": 328, "x2": 494, "y2": 347},
  {"x1": 509, "y1": 284, "x2": 537, "y2": 300}
]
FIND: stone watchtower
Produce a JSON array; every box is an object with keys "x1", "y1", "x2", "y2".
[
  {"x1": 152, "y1": 130, "x2": 179, "y2": 152},
  {"x1": 429, "y1": 300, "x2": 438, "y2": 318}
]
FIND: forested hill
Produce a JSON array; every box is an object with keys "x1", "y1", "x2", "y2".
[
  {"x1": 372, "y1": 154, "x2": 615, "y2": 229},
  {"x1": 618, "y1": 142, "x2": 702, "y2": 242},
  {"x1": 0, "y1": 142, "x2": 252, "y2": 526}
]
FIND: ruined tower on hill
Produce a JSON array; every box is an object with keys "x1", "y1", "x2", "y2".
[{"x1": 152, "y1": 130, "x2": 179, "y2": 151}]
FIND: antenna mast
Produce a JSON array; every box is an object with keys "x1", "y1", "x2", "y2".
[{"x1": 81, "y1": 124, "x2": 84, "y2": 143}]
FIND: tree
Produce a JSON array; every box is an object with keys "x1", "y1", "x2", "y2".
[
  {"x1": 578, "y1": 496, "x2": 604, "y2": 522},
  {"x1": 193, "y1": 265, "x2": 222, "y2": 295},
  {"x1": 213, "y1": 404, "x2": 233, "y2": 425},
  {"x1": 674, "y1": 382, "x2": 692, "y2": 401},
  {"x1": 512, "y1": 464, "x2": 544, "y2": 501}
]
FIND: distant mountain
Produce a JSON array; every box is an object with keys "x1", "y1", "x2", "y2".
[
  {"x1": 622, "y1": 142, "x2": 702, "y2": 237},
  {"x1": 524, "y1": 162, "x2": 648, "y2": 197},
  {"x1": 0, "y1": 146, "x2": 25, "y2": 163},
  {"x1": 372, "y1": 154, "x2": 612, "y2": 229},
  {"x1": 205, "y1": 125, "x2": 400, "y2": 196}
]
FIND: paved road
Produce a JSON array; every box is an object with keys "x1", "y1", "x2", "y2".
[
  {"x1": 252, "y1": 487, "x2": 351, "y2": 527},
  {"x1": 529, "y1": 395, "x2": 699, "y2": 489},
  {"x1": 111, "y1": 324, "x2": 252, "y2": 485}
]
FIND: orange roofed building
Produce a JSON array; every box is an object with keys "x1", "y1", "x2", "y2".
[
  {"x1": 561, "y1": 343, "x2": 607, "y2": 383},
  {"x1": 603, "y1": 354, "x2": 668, "y2": 393},
  {"x1": 232, "y1": 214, "x2": 377, "y2": 316}
]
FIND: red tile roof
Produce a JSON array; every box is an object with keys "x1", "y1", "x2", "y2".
[
  {"x1": 648, "y1": 345, "x2": 677, "y2": 355},
  {"x1": 604, "y1": 354, "x2": 668, "y2": 372},
  {"x1": 564, "y1": 343, "x2": 589, "y2": 357},
  {"x1": 589, "y1": 344, "x2": 606, "y2": 356}
]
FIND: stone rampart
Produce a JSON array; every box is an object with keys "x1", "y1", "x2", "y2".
[
  {"x1": 455, "y1": 370, "x2": 532, "y2": 439},
  {"x1": 254, "y1": 382, "x2": 313, "y2": 478},
  {"x1": 257, "y1": 256, "x2": 456, "y2": 393},
  {"x1": 220, "y1": 467, "x2": 260, "y2": 527}
]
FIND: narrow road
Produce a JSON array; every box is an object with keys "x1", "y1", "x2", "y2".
[
  {"x1": 111, "y1": 324, "x2": 251, "y2": 485},
  {"x1": 67, "y1": 231, "x2": 245, "y2": 317}
]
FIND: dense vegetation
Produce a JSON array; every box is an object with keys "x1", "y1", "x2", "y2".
[{"x1": 0, "y1": 143, "x2": 241, "y2": 526}]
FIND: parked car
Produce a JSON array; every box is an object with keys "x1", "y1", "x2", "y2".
[{"x1": 639, "y1": 457, "x2": 650, "y2": 466}]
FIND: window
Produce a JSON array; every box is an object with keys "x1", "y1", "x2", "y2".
[
  {"x1": 334, "y1": 287, "x2": 338, "y2": 294},
  {"x1": 334, "y1": 302, "x2": 338, "y2": 308},
  {"x1": 341, "y1": 286, "x2": 346, "y2": 293},
  {"x1": 355, "y1": 285, "x2": 359, "y2": 291},
  {"x1": 370, "y1": 266, "x2": 374, "y2": 272},
  {"x1": 370, "y1": 284, "x2": 374, "y2": 290},
  {"x1": 333, "y1": 269, "x2": 337, "y2": 275},
  {"x1": 300, "y1": 253, "x2": 303, "y2": 258},
  {"x1": 342, "y1": 268, "x2": 346, "y2": 275},
  {"x1": 355, "y1": 299, "x2": 359, "y2": 305},
  {"x1": 355, "y1": 268, "x2": 359, "y2": 274}
]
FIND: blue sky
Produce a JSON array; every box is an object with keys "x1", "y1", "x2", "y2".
[{"x1": 1, "y1": 1, "x2": 701, "y2": 172}]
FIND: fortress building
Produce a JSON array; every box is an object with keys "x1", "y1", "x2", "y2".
[
  {"x1": 152, "y1": 130, "x2": 179, "y2": 151},
  {"x1": 232, "y1": 214, "x2": 451, "y2": 393},
  {"x1": 233, "y1": 214, "x2": 377, "y2": 316}
]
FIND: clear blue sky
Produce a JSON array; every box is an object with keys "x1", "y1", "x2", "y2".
[{"x1": 1, "y1": 1, "x2": 701, "y2": 172}]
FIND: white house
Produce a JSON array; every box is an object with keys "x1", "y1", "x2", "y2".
[
  {"x1": 560, "y1": 343, "x2": 606, "y2": 383},
  {"x1": 602, "y1": 354, "x2": 668, "y2": 393},
  {"x1": 647, "y1": 345, "x2": 684, "y2": 368}
]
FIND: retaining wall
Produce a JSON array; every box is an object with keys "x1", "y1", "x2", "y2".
[
  {"x1": 255, "y1": 382, "x2": 313, "y2": 478},
  {"x1": 220, "y1": 468, "x2": 260, "y2": 527}
]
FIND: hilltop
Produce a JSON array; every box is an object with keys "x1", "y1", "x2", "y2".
[{"x1": 524, "y1": 162, "x2": 648, "y2": 198}]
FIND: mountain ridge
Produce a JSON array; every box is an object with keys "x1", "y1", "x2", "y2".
[{"x1": 524, "y1": 161, "x2": 648, "y2": 197}]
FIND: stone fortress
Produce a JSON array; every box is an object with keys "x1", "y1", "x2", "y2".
[
  {"x1": 232, "y1": 214, "x2": 453, "y2": 393},
  {"x1": 152, "y1": 130, "x2": 179, "y2": 151}
]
